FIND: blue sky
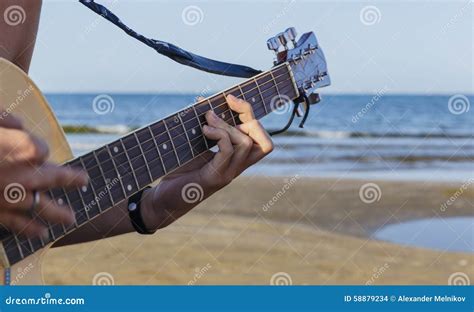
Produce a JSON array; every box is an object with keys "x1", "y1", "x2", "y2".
[{"x1": 30, "y1": 0, "x2": 472, "y2": 94}]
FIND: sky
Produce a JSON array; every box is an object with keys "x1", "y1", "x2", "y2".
[{"x1": 28, "y1": 0, "x2": 472, "y2": 94}]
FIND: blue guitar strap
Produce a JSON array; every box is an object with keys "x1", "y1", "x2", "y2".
[{"x1": 79, "y1": 0, "x2": 262, "y2": 78}]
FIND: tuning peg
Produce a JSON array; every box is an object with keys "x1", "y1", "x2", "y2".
[
  {"x1": 266, "y1": 37, "x2": 281, "y2": 52},
  {"x1": 284, "y1": 27, "x2": 297, "y2": 46},
  {"x1": 277, "y1": 32, "x2": 288, "y2": 48}
]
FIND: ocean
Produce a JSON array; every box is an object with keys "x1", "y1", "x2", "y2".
[{"x1": 46, "y1": 93, "x2": 473, "y2": 182}]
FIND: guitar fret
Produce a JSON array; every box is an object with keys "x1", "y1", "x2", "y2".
[
  {"x1": 147, "y1": 126, "x2": 167, "y2": 177},
  {"x1": 13, "y1": 235, "x2": 24, "y2": 260},
  {"x1": 118, "y1": 138, "x2": 140, "y2": 196},
  {"x1": 17, "y1": 238, "x2": 31, "y2": 261},
  {"x1": 150, "y1": 121, "x2": 179, "y2": 173},
  {"x1": 47, "y1": 190, "x2": 68, "y2": 236},
  {"x1": 177, "y1": 113, "x2": 195, "y2": 158},
  {"x1": 191, "y1": 105, "x2": 209, "y2": 150},
  {"x1": 26, "y1": 238, "x2": 34, "y2": 255},
  {"x1": 168, "y1": 115, "x2": 194, "y2": 164},
  {"x1": 270, "y1": 71, "x2": 282, "y2": 99},
  {"x1": 133, "y1": 132, "x2": 154, "y2": 184},
  {"x1": 210, "y1": 94, "x2": 230, "y2": 120},
  {"x1": 63, "y1": 161, "x2": 91, "y2": 227},
  {"x1": 3, "y1": 236, "x2": 22, "y2": 264},
  {"x1": 163, "y1": 119, "x2": 181, "y2": 167},
  {"x1": 223, "y1": 90, "x2": 238, "y2": 127},
  {"x1": 136, "y1": 127, "x2": 165, "y2": 181},
  {"x1": 61, "y1": 187, "x2": 79, "y2": 229},
  {"x1": 253, "y1": 83, "x2": 294, "y2": 118},
  {"x1": 79, "y1": 157, "x2": 101, "y2": 218},
  {"x1": 105, "y1": 144, "x2": 128, "y2": 202},
  {"x1": 92, "y1": 149, "x2": 116, "y2": 209},
  {"x1": 253, "y1": 78, "x2": 268, "y2": 114},
  {"x1": 67, "y1": 161, "x2": 91, "y2": 224}
]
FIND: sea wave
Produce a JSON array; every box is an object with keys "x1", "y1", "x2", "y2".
[
  {"x1": 62, "y1": 124, "x2": 473, "y2": 140},
  {"x1": 277, "y1": 129, "x2": 474, "y2": 139}
]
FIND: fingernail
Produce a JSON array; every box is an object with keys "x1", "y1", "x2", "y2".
[
  {"x1": 203, "y1": 125, "x2": 214, "y2": 131},
  {"x1": 210, "y1": 111, "x2": 219, "y2": 120},
  {"x1": 227, "y1": 94, "x2": 236, "y2": 100}
]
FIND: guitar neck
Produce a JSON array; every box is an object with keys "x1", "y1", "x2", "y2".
[{"x1": 2, "y1": 63, "x2": 299, "y2": 266}]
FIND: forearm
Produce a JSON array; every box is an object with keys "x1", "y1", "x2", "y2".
[
  {"x1": 54, "y1": 170, "x2": 217, "y2": 247},
  {"x1": 0, "y1": 0, "x2": 42, "y2": 73},
  {"x1": 53, "y1": 200, "x2": 135, "y2": 247}
]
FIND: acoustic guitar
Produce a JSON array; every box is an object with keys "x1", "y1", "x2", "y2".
[{"x1": 0, "y1": 28, "x2": 330, "y2": 285}]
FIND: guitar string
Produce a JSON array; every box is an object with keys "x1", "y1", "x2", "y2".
[
  {"x1": 68, "y1": 68, "x2": 292, "y2": 184},
  {"x1": 57, "y1": 79, "x2": 294, "y2": 224},
  {"x1": 5, "y1": 75, "x2": 295, "y2": 259},
  {"x1": 69, "y1": 77, "x2": 294, "y2": 206}
]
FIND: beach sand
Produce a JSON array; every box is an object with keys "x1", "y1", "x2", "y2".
[{"x1": 43, "y1": 177, "x2": 473, "y2": 285}]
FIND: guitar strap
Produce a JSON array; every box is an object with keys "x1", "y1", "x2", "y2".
[{"x1": 79, "y1": 0, "x2": 262, "y2": 78}]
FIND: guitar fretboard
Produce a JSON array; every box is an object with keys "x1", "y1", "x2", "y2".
[{"x1": 2, "y1": 63, "x2": 299, "y2": 266}]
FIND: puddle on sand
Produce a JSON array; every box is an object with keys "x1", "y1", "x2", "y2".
[{"x1": 373, "y1": 217, "x2": 473, "y2": 253}]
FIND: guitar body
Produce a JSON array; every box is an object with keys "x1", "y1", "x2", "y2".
[{"x1": 0, "y1": 58, "x2": 73, "y2": 285}]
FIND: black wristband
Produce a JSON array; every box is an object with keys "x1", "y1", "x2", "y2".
[{"x1": 128, "y1": 186, "x2": 156, "y2": 235}]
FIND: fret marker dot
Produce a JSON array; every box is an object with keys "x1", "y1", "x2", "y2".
[
  {"x1": 221, "y1": 113, "x2": 225, "y2": 119},
  {"x1": 163, "y1": 143, "x2": 167, "y2": 150},
  {"x1": 58, "y1": 198, "x2": 64, "y2": 205},
  {"x1": 252, "y1": 97, "x2": 256, "y2": 103},
  {"x1": 113, "y1": 146, "x2": 119, "y2": 153},
  {"x1": 127, "y1": 184, "x2": 132, "y2": 191},
  {"x1": 81, "y1": 186, "x2": 87, "y2": 193},
  {"x1": 191, "y1": 128, "x2": 196, "y2": 135}
]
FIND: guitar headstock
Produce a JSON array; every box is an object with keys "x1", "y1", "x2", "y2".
[{"x1": 267, "y1": 28, "x2": 330, "y2": 104}]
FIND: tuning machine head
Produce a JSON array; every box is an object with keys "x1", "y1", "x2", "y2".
[
  {"x1": 267, "y1": 27, "x2": 299, "y2": 65},
  {"x1": 267, "y1": 27, "x2": 298, "y2": 52},
  {"x1": 266, "y1": 37, "x2": 281, "y2": 52},
  {"x1": 284, "y1": 27, "x2": 297, "y2": 46},
  {"x1": 266, "y1": 27, "x2": 331, "y2": 97}
]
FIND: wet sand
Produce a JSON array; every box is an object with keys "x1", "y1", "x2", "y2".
[{"x1": 43, "y1": 177, "x2": 473, "y2": 285}]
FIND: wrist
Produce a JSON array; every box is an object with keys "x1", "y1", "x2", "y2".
[{"x1": 138, "y1": 187, "x2": 159, "y2": 232}]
